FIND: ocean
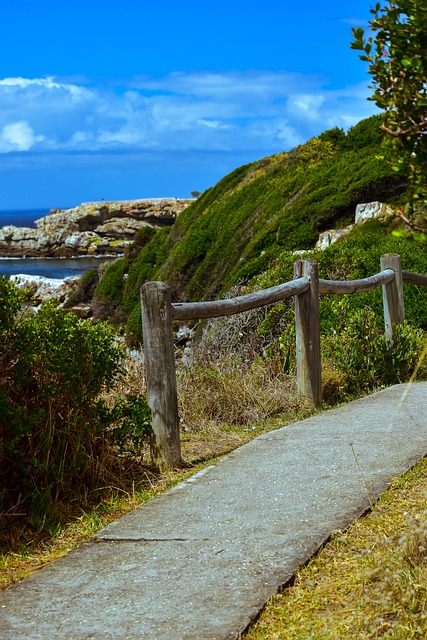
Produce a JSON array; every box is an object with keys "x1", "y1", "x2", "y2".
[
  {"x1": 0, "y1": 208, "x2": 48, "y2": 229},
  {"x1": 0, "y1": 209, "x2": 116, "y2": 280}
]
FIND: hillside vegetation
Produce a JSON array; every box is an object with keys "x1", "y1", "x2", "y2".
[{"x1": 93, "y1": 115, "x2": 410, "y2": 344}]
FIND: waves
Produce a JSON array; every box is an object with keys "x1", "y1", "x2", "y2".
[{"x1": 0, "y1": 256, "x2": 115, "y2": 280}]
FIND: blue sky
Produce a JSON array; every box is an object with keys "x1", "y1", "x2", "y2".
[{"x1": 0, "y1": 0, "x2": 375, "y2": 210}]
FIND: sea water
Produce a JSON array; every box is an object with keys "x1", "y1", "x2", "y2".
[
  {"x1": 0, "y1": 256, "x2": 116, "y2": 279},
  {"x1": 0, "y1": 209, "x2": 47, "y2": 229},
  {"x1": 0, "y1": 209, "x2": 117, "y2": 279}
]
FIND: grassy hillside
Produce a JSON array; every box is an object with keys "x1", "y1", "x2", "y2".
[
  {"x1": 93, "y1": 115, "x2": 409, "y2": 344},
  {"x1": 157, "y1": 116, "x2": 403, "y2": 300}
]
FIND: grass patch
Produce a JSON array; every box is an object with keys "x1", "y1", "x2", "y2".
[{"x1": 244, "y1": 456, "x2": 427, "y2": 639}]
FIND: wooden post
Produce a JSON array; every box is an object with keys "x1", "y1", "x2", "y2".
[
  {"x1": 140, "y1": 281, "x2": 181, "y2": 470},
  {"x1": 380, "y1": 254, "x2": 405, "y2": 344},
  {"x1": 294, "y1": 260, "x2": 322, "y2": 406}
]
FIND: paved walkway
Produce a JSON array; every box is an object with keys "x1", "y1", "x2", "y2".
[{"x1": 1, "y1": 382, "x2": 427, "y2": 640}]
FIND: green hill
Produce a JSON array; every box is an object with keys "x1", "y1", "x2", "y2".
[{"x1": 93, "y1": 115, "x2": 411, "y2": 344}]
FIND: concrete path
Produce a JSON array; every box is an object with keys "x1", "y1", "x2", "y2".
[{"x1": 1, "y1": 382, "x2": 427, "y2": 640}]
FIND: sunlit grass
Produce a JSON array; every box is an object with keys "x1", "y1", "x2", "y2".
[{"x1": 244, "y1": 456, "x2": 427, "y2": 639}]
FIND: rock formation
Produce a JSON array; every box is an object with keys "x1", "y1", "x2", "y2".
[
  {"x1": 10, "y1": 273, "x2": 88, "y2": 314},
  {"x1": 315, "y1": 227, "x2": 354, "y2": 251},
  {"x1": 315, "y1": 201, "x2": 395, "y2": 251},
  {"x1": 355, "y1": 201, "x2": 394, "y2": 225},
  {"x1": 0, "y1": 198, "x2": 192, "y2": 258}
]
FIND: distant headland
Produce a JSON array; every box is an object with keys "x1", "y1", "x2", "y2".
[{"x1": 0, "y1": 198, "x2": 193, "y2": 258}]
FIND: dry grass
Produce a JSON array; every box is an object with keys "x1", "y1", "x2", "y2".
[
  {"x1": 178, "y1": 353, "x2": 300, "y2": 430},
  {"x1": 244, "y1": 456, "x2": 427, "y2": 639}
]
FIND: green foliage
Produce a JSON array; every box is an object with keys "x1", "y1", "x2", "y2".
[
  {"x1": 125, "y1": 302, "x2": 143, "y2": 347},
  {"x1": 121, "y1": 227, "x2": 171, "y2": 312},
  {"x1": 322, "y1": 298, "x2": 426, "y2": 395},
  {"x1": 318, "y1": 221, "x2": 427, "y2": 329},
  {"x1": 133, "y1": 225, "x2": 158, "y2": 247},
  {"x1": 0, "y1": 280, "x2": 150, "y2": 529},
  {"x1": 104, "y1": 393, "x2": 150, "y2": 455},
  {"x1": 318, "y1": 126, "x2": 347, "y2": 149},
  {"x1": 94, "y1": 257, "x2": 128, "y2": 304},
  {"x1": 124, "y1": 226, "x2": 159, "y2": 259},
  {"x1": 64, "y1": 268, "x2": 99, "y2": 308},
  {"x1": 248, "y1": 218, "x2": 427, "y2": 400},
  {"x1": 94, "y1": 115, "x2": 406, "y2": 341},
  {"x1": 254, "y1": 220, "x2": 427, "y2": 333},
  {"x1": 351, "y1": 1, "x2": 427, "y2": 207},
  {"x1": 342, "y1": 114, "x2": 385, "y2": 151}
]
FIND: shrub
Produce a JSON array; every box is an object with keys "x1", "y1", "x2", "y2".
[
  {"x1": 124, "y1": 226, "x2": 158, "y2": 259},
  {"x1": 0, "y1": 279, "x2": 150, "y2": 529},
  {"x1": 63, "y1": 268, "x2": 99, "y2": 308},
  {"x1": 125, "y1": 302, "x2": 143, "y2": 347},
  {"x1": 94, "y1": 257, "x2": 128, "y2": 304},
  {"x1": 321, "y1": 298, "x2": 427, "y2": 396}
]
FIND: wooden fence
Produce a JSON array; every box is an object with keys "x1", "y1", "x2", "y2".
[{"x1": 140, "y1": 253, "x2": 427, "y2": 470}]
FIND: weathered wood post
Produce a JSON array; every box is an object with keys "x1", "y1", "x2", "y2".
[
  {"x1": 380, "y1": 253, "x2": 405, "y2": 344},
  {"x1": 140, "y1": 281, "x2": 181, "y2": 470},
  {"x1": 294, "y1": 259, "x2": 322, "y2": 406}
]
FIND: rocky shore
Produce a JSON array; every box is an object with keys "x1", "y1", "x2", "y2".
[{"x1": 0, "y1": 198, "x2": 192, "y2": 258}]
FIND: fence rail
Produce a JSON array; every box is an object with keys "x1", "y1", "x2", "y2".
[
  {"x1": 140, "y1": 253, "x2": 427, "y2": 470},
  {"x1": 319, "y1": 270, "x2": 394, "y2": 294},
  {"x1": 171, "y1": 277, "x2": 310, "y2": 320}
]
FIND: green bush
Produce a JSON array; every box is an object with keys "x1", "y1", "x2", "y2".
[
  {"x1": 0, "y1": 278, "x2": 150, "y2": 529},
  {"x1": 94, "y1": 257, "x2": 128, "y2": 304},
  {"x1": 123, "y1": 226, "x2": 172, "y2": 309},
  {"x1": 125, "y1": 302, "x2": 143, "y2": 347},
  {"x1": 63, "y1": 268, "x2": 99, "y2": 308},
  {"x1": 342, "y1": 114, "x2": 385, "y2": 151},
  {"x1": 253, "y1": 219, "x2": 427, "y2": 337},
  {"x1": 124, "y1": 226, "x2": 159, "y2": 259},
  {"x1": 322, "y1": 298, "x2": 427, "y2": 395}
]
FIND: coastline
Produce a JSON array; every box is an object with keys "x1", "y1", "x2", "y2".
[{"x1": 0, "y1": 197, "x2": 190, "y2": 260}]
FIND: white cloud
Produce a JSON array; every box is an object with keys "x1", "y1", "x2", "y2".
[
  {"x1": 196, "y1": 119, "x2": 229, "y2": 130},
  {"x1": 0, "y1": 72, "x2": 377, "y2": 156},
  {"x1": 0, "y1": 76, "x2": 92, "y2": 102},
  {"x1": 287, "y1": 94, "x2": 326, "y2": 122},
  {"x1": 0, "y1": 120, "x2": 44, "y2": 151}
]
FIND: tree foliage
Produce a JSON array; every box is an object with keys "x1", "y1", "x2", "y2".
[{"x1": 351, "y1": 1, "x2": 427, "y2": 208}]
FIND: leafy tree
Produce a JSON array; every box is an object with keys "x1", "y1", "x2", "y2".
[{"x1": 351, "y1": 1, "x2": 427, "y2": 214}]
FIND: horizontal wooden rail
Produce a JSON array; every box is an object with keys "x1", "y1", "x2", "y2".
[
  {"x1": 172, "y1": 271, "x2": 398, "y2": 320},
  {"x1": 402, "y1": 270, "x2": 427, "y2": 287},
  {"x1": 141, "y1": 253, "x2": 427, "y2": 471},
  {"x1": 171, "y1": 277, "x2": 310, "y2": 320},
  {"x1": 319, "y1": 269, "x2": 394, "y2": 294}
]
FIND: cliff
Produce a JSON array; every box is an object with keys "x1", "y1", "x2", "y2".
[{"x1": 0, "y1": 198, "x2": 192, "y2": 258}]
